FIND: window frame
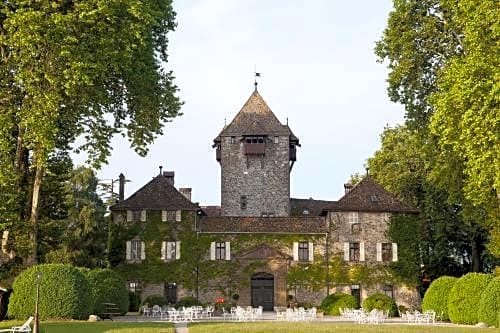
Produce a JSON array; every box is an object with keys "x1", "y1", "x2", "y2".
[
  {"x1": 131, "y1": 239, "x2": 142, "y2": 261},
  {"x1": 349, "y1": 242, "x2": 360, "y2": 261},
  {"x1": 215, "y1": 242, "x2": 226, "y2": 260},
  {"x1": 381, "y1": 243, "x2": 393, "y2": 262},
  {"x1": 240, "y1": 195, "x2": 247, "y2": 210},
  {"x1": 298, "y1": 241, "x2": 309, "y2": 262}
]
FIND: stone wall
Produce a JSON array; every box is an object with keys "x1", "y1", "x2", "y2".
[{"x1": 220, "y1": 135, "x2": 290, "y2": 216}]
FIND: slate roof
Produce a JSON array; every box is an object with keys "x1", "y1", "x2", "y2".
[
  {"x1": 199, "y1": 216, "x2": 327, "y2": 234},
  {"x1": 323, "y1": 176, "x2": 419, "y2": 214},
  {"x1": 290, "y1": 198, "x2": 335, "y2": 216},
  {"x1": 214, "y1": 89, "x2": 299, "y2": 144},
  {"x1": 201, "y1": 205, "x2": 222, "y2": 217},
  {"x1": 110, "y1": 174, "x2": 199, "y2": 211}
]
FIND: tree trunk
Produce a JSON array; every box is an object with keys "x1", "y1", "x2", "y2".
[
  {"x1": 471, "y1": 238, "x2": 481, "y2": 272},
  {"x1": 27, "y1": 165, "x2": 43, "y2": 265}
]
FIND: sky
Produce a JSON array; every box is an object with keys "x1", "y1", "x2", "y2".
[{"x1": 76, "y1": 0, "x2": 406, "y2": 205}]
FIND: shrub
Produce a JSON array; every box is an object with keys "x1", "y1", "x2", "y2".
[
  {"x1": 85, "y1": 268, "x2": 129, "y2": 315},
  {"x1": 362, "y1": 293, "x2": 398, "y2": 317},
  {"x1": 142, "y1": 295, "x2": 168, "y2": 307},
  {"x1": 448, "y1": 273, "x2": 493, "y2": 324},
  {"x1": 8, "y1": 264, "x2": 91, "y2": 320},
  {"x1": 320, "y1": 293, "x2": 358, "y2": 316},
  {"x1": 422, "y1": 276, "x2": 458, "y2": 321},
  {"x1": 477, "y1": 276, "x2": 500, "y2": 327},
  {"x1": 175, "y1": 296, "x2": 202, "y2": 308}
]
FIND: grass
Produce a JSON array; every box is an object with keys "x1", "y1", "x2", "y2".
[
  {"x1": 188, "y1": 322, "x2": 498, "y2": 333},
  {"x1": 0, "y1": 320, "x2": 174, "y2": 333}
]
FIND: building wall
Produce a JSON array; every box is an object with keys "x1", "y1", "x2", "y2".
[{"x1": 220, "y1": 135, "x2": 290, "y2": 216}]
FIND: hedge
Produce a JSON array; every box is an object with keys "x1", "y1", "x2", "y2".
[
  {"x1": 362, "y1": 293, "x2": 398, "y2": 317},
  {"x1": 422, "y1": 276, "x2": 457, "y2": 321},
  {"x1": 477, "y1": 276, "x2": 500, "y2": 327},
  {"x1": 8, "y1": 264, "x2": 91, "y2": 320},
  {"x1": 142, "y1": 295, "x2": 168, "y2": 307},
  {"x1": 447, "y1": 273, "x2": 493, "y2": 324},
  {"x1": 320, "y1": 293, "x2": 358, "y2": 315},
  {"x1": 85, "y1": 268, "x2": 129, "y2": 315}
]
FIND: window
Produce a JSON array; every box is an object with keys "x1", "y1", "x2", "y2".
[
  {"x1": 162, "y1": 210, "x2": 176, "y2": 222},
  {"x1": 303, "y1": 209, "x2": 310, "y2": 215},
  {"x1": 261, "y1": 212, "x2": 275, "y2": 217},
  {"x1": 298, "y1": 242, "x2": 309, "y2": 262},
  {"x1": 347, "y1": 212, "x2": 359, "y2": 224},
  {"x1": 140, "y1": 210, "x2": 147, "y2": 222},
  {"x1": 230, "y1": 136, "x2": 236, "y2": 144},
  {"x1": 128, "y1": 281, "x2": 141, "y2": 293},
  {"x1": 131, "y1": 239, "x2": 142, "y2": 261},
  {"x1": 215, "y1": 242, "x2": 226, "y2": 260},
  {"x1": 349, "y1": 242, "x2": 360, "y2": 261},
  {"x1": 383, "y1": 284, "x2": 393, "y2": 299},
  {"x1": 370, "y1": 195, "x2": 379, "y2": 203},
  {"x1": 382, "y1": 243, "x2": 393, "y2": 262},
  {"x1": 351, "y1": 284, "x2": 361, "y2": 306},
  {"x1": 274, "y1": 136, "x2": 279, "y2": 144},
  {"x1": 240, "y1": 195, "x2": 247, "y2": 210},
  {"x1": 126, "y1": 210, "x2": 133, "y2": 222},
  {"x1": 351, "y1": 223, "x2": 362, "y2": 233}
]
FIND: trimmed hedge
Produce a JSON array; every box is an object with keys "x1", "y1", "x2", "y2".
[
  {"x1": 447, "y1": 273, "x2": 493, "y2": 324},
  {"x1": 85, "y1": 268, "x2": 129, "y2": 315},
  {"x1": 477, "y1": 276, "x2": 500, "y2": 327},
  {"x1": 142, "y1": 295, "x2": 168, "y2": 307},
  {"x1": 175, "y1": 296, "x2": 202, "y2": 308},
  {"x1": 362, "y1": 293, "x2": 398, "y2": 317},
  {"x1": 8, "y1": 264, "x2": 91, "y2": 320},
  {"x1": 422, "y1": 276, "x2": 458, "y2": 321},
  {"x1": 320, "y1": 293, "x2": 358, "y2": 316}
]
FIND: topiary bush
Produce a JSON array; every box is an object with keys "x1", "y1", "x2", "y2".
[
  {"x1": 85, "y1": 268, "x2": 129, "y2": 315},
  {"x1": 447, "y1": 273, "x2": 493, "y2": 324},
  {"x1": 320, "y1": 292, "x2": 358, "y2": 315},
  {"x1": 477, "y1": 276, "x2": 500, "y2": 327},
  {"x1": 175, "y1": 296, "x2": 202, "y2": 308},
  {"x1": 422, "y1": 276, "x2": 458, "y2": 321},
  {"x1": 8, "y1": 264, "x2": 91, "y2": 320},
  {"x1": 362, "y1": 293, "x2": 398, "y2": 317}
]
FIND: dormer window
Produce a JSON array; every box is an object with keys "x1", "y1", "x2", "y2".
[
  {"x1": 244, "y1": 136, "x2": 265, "y2": 155},
  {"x1": 370, "y1": 195, "x2": 379, "y2": 203},
  {"x1": 303, "y1": 209, "x2": 309, "y2": 215}
]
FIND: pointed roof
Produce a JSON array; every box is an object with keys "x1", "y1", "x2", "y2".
[
  {"x1": 110, "y1": 174, "x2": 199, "y2": 211},
  {"x1": 323, "y1": 176, "x2": 419, "y2": 213},
  {"x1": 214, "y1": 89, "x2": 297, "y2": 141}
]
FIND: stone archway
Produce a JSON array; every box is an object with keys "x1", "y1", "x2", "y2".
[{"x1": 251, "y1": 272, "x2": 274, "y2": 311}]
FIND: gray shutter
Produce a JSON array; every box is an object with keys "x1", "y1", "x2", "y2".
[
  {"x1": 176, "y1": 210, "x2": 182, "y2": 222},
  {"x1": 376, "y1": 243, "x2": 382, "y2": 262},
  {"x1": 343, "y1": 242, "x2": 350, "y2": 261},
  {"x1": 392, "y1": 243, "x2": 398, "y2": 262},
  {"x1": 162, "y1": 210, "x2": 167, "y2": 222},
  {"x1": 140, "y1": 210, "x2": 146, "y2": 222},
  {"x1": 225, "y1": 241, "x2": 231, "y2": 260},
  {"x1": 127, "y1": 210, "x2": 133, "y2": 222},
  {"x1": 176, "y1": 241, "x2": 181, "y2": 260},
  {"x1": 293, "y1": 242, "x2": 299, "y2": 261},
  {"x1": 359, "y1": 242, "x2": 365, "y2": 261},
  {"x1": 210, "y1": 242, "x2": 216, "y2": 260},
  {"x1": 308, "y1": 242, "x2": 314, "y2": 262},
  {"x1": 140, "y1": 241, "x2": 146, "y2": 260},
  {"x1": 166, "y1": 242, "x2": 172, "y2": 260},
  {"x1": 126, "y1": 241, "x2": 132, "y2": 260},
  {"x1": 161, "y1": 241, "x2": 167, "y2": 261}
]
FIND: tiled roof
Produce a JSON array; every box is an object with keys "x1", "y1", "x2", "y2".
[
  {"x1": 290, "y1": 198, "x2": 334, "y2": 216},
  {"x1": 201, "y1": 205, "x2": 222, "y2": 217},
  {"x1": 323, "y1": 176, "x2": 419, "y2": 213},
  {"x1": 214, "y1": 89, "x2": 297, "y2": 141},
  {"x1": 110, "y1": 174, "x2": 199, "y2": 211},
  {"x1": 199, "y1": 216, "x2": 327, "y2": 234}
]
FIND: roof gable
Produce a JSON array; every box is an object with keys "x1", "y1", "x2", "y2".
[{"x1": 110, "y1": 175, "x2": 199, "y2": 211}]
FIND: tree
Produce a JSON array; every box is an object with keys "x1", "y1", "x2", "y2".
[{"x1": 0, "y1": 0, "x2": 182, "y2": 263}]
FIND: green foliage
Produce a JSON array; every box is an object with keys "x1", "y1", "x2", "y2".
[
  {"x1": 8, "y1": 264, "x2": 91, "y2": 319},
  {"x1": 320, "y1": 293, "x2": 358, "y2": 315},
  {"x1": 448, "y1": 273, "x2": 493, "y2": 324},
  {"x1": 422, "y1": 276, "x2": 458, "y2": 321},
  {"x1": 142, "y1": 295, "x2": 168, "y2": 307},
  {"x1": 362, "y1": 293, "x2": 398, "y2": 317},
  {"x1": 175, "y1": 296, "x2": 203, "y2": 308},
  {"x1": 85, "y1": 268, "x2": 129, "y2": 315},
  {"x1": 477, "y1": 277, "x2": 500, "y2": 327}
]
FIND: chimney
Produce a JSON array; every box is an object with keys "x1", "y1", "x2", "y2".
[
  {"x1": 118, "y1": 173, "x2": 125, "y2": 201},
  {"x1": 163, "y1": 171, "x2": 175, "y2": 185},
  {"x1": 179, "y1": 188, "x2": 192, "y2": 202},
  {"x1": 344, "y1": 182, "x2": 353, "y2": 194}
]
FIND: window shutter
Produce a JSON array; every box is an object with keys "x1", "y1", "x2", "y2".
[
  {"x1": 162, "y1": 210, "x2": 167, "y2": 222},
  {"x1": 140, "y1": 210, "x2": 146, "y2": 222},
  {"x1": 127, "y1": 210, "x2": 133, "y2": 222},
  {"x1": 359, "y1": 242, "x2": 365, "y2": 261},
  {"x1": 225, "y1": 242, "x2": 231, "y2": 260},
  {"x1": 126, "y1": 241, "x2": 132, "y2": 260},
  {"x1": 376, "y1": 243, "x2": 382, "y2": 262},
  {"x1": 210, "y1": 242, "x2": 216, "y2": 260},
  {"x1": 293, "y1": 242, "x2": 299, "y2": 261},
  {"x1": 176, "y1": 241, "x2": 181, "y2": 260},
  {"x1": 308, "y1": 242, "x2": 314, "y2": 262},
  {"x1": 392, "y1": 243, "x2": 398, "y2": 262},
  {"x1": 161, "y1": 241, "x2": 167, "y2": 261},
  {"x1": 140, "y1": 241, "x2": 146, "y2": 260},
  {"x1": 343, "y1": 242, "x2": 350, "y2": 261},
  {"x1": 176, "y1": 210, "x2": 182, "y2": 222}
]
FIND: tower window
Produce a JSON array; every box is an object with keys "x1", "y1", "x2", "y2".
[
  {"x1": 244, "y1": 136, "x2": 265, "y2": 155},
  {"x1": 230, "y1": 136, "x2": 236, "y2": 144},
  {"x1": 240, "y1": 195, "x2": 247, "y2": 210},
  {"x1": 274, "y1": 136, "x2": 279, "y2": 144}
]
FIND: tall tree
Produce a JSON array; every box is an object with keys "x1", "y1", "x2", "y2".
[{"x1": 0, "y1": 0, "x2": 182, "y2": 263}]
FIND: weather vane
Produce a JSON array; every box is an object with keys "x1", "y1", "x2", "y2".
[{"x1": 254, "y1": 66, "x2": 261, "y2": 88}]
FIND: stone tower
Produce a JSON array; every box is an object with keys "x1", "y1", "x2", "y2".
[{"x1": 213, "y1": 89, "x2": 300, "y2": 216}]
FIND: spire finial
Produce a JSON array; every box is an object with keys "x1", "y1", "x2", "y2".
[
  {"x1": 254, "y1": 66, "x2": 261, "y2": 89},
  {"x1": 159, "y1": 165, "x2": 163, "y2": 175},
  {"x1": 365, "y1": 167, "x2": 370, "y2": 176}
]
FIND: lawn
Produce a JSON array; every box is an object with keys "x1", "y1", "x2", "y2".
[
  {"x1": 0, "y1": 320, "x2": 174, "y2": 333},
  {"x1": 188, "y1": 322, "x2": 497, "y2": 333}
]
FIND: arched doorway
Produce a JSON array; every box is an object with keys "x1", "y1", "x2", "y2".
[{"x1": 251, "y1": 272, "x2": 274, "y2": 311}]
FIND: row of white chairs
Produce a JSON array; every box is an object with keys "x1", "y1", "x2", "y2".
[
  {"x1": 141, "y1": 305, "x2": 214, "y2": 321},
  {"x1": 222, "y1": 306, "x2": 263, "y2": 321},
  {"x1": 340, "y1": 308, "x2": 387, "y2": 324},
  {"x1": 275, "y1": 307, "x2": 317, "y2": 321},
  {"x1": 402, "y1": 310, "x2": 436, "y2": 324}
]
